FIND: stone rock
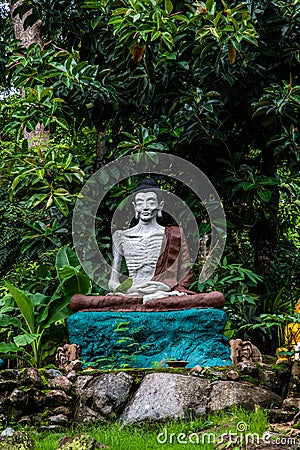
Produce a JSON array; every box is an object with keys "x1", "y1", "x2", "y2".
[
  {"x1": 1, "y1": 428, "x2": 15, "y2": 437},
  {"x1": 68, "y1": 309, "x2": 231, "y2": 368},
  {"x1": 0, "y1": 431, "x2": 34, "y2": 450},
  {"x1": 32, "y1": 413, "x2": 42, "y2": 425},
  {"x1": 64, "y1": 360, "x2": 82, "y2": 373},
  {"x1": 22, "y1": 368, "x2": 43, "y2": 387},
  {"x1": 287, "y1": 361, "x2": 300, "y2": 398},
  {"x1": 205, "y1": 369, "x2": 227, "y2": 380},
  {"x1": 32, "y1": 389, "x2": 46, "y2": 408},
  {"x1": 66, "y1": 370, "x2": 77, "y2": 381},
  {"x1": 75, "y1": 372, "x2": 133, "y2": 422},
  {"x1": 0, "y1": 393, "x2": 6, "y2": 409},
  {"x1": 48, "y1": 414, "x2": 69, "y2": 426},
  {"x1": 46, "y1": 389, "x2": 72, "y2": 407},
  {"x1": 75, "y1": 375, "x2": 93, "y2": 393},
  {"x1": 75, "y1": 405, "x2": 104, "y2": 423},
  {"x1": 48, "y1": 376, "x2": 72, "y2": 393},
  {"x1": 227, "y1": 370, "x2": 240, "y2": 380},
  {"x1": 282, "y1": 397, "x2": 300, "y2": 409},
  {"x1": 9, "y1": 388, "x2": 29, "y2": 408},
  {"x1": 190, "y1": 365, "x2": 203, "y2": 376},
  {"x1": 58, "y1": 434, "x2": 108, "y2": 449},
  {"x1": 18, "y1": 416, "x2": 32, "y2": 426},
  {"x1": 1, "y1": 369, "x2": 20, "y2": 379},
  {"x1": 45, "y1": 368, "x2": 63, "y2": 378},
  {"x1": 190, "y1": 366, "x2": 227, "y2": 380},
  {"x1": 236, "y1": 361, "x2": 259, "y2": 377},
  {"x1": 208, "y1": 381, "x2": 283, "y2": 412},
  {"x1": 52, "y1": 406, "x2": 72, "y2": 416},
  {"x1": 120, "y1": 373, "x2": 210, "y2": 424},
  {"x1": 0, "y1": 379, "x2": 19, "y2": 391},
  {"x1": 258, "y1": 368, "x2": 282, "y2": 393},
  {"x1": 268, "y1": 408, "x2": 296, "y2": 423}
]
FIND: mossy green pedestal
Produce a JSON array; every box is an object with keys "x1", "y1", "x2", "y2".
[{"x1": 67, "y1": 308, "x2": 231, "y2": 368}]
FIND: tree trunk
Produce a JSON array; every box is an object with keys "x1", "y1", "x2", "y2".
[
  {"x1": 9, "y1": 0, "x2": 42, "y2": 48},
  {"x1": 9, "y1": 0, "x2": 49, "y2": 147}
]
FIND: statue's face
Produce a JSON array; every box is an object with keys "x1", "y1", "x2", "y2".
[{"x1": 133, "y1": 191, "x2": 163, "y2": 221}]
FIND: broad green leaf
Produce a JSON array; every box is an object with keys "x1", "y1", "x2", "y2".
[
  {"x1": 59, "y1": 266, "x2": 92, "y2": 295},
  {"x1": 14, "y1": 333, "x2": 40, "y2": 347},
  {"x1": 54, "y1": 196, "x2": 69, "y2": 216},
  {"x1": 31, "y1": 293, "x2": 49, "y2": 306},
  {"x1": 242, "y1": 182, "x2": 256, "y2": 191},
  {"x1": 116, "y1": 277, "x2": 133, "y2": 293},
  {"x1": 162, "y1": 32, "x2": 174, "y2": 49},
  {"x1": 56, "y1": 116, "x2": 69, "y2": 130},
  {"x1": 165, "y1": 0, "x2": 173, "y2": 15},
  {"x1": 56, "y1": 247, "x2": 80, "y2": 273},
  {"x1": 0, "y1": 342, "x2": 20, "y2": 353},
  {"x1": 43, "y1": 296, "x2": 72, "y2": 327},
  {"x1": 5, "y1": 282, "x2": 35, "y2": 334},
  {"x1": 27, "y1": 193, "x2": 48, "y2": 208},
  {"x1": 11, "y1": 176, "x2": 21, "y2": 191},
  {"x1": 258, "y1": 188, "x2": 272, "y2": 202},
  {"x1": 0, "y1": 314, "x2": 22, "y2": 329},
  {"x1": 21, "y1": 240, "x2": 37, "y2": 254},
  {"x1": 259, "y1": 177, "x2": 279, "y2": 186}
]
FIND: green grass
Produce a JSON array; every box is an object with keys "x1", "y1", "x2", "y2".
[{"x1": 28, "y1": 407, "x2": 269, "y2": 449}]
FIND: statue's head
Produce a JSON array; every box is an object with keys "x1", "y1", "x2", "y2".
[{"x1": 132, "y1": 178, "x2": 164, "y2": 221}]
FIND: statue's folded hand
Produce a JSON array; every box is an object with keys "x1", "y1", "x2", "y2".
[
  {"x1": 106, "y1": 292, "x2": 128, "y2": 296},
  {"x1": 143, "y1": 289, "x2": 187, "y2": 303},
  {"x1": 171, "y1": 290, "x2": 187, "y2": 297}
]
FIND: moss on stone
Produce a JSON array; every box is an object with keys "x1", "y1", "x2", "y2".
[
  {"x1": 0, "y1": 432, "x2": 34, "y2": 450},
  {"x1": 58, "y1": 434, "x2": 104, "y2": 449},
  {"x1": 239, "y1": 375, "x2": 259, "y2": 385}
]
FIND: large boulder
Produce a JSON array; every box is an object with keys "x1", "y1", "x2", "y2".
[
  {"x1": 120, "y1": 373, "x2": 209, "y2": 424},
  {"x1": 208, "y1": 381, "x2": 283, "y2": 411},
  {"x1": 75, "y1": 372, "x2": 134, "y2": 423},
  {"x1": 287, "y1": 361, "x2": 300, "y2": 398},
  {"x1": 120, "y1": 373, "x2": 283, "y2": 424}
]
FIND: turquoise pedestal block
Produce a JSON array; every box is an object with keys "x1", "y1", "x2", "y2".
[{"x1": 67, "y1": 309, "x2": 231, "y2": 368}]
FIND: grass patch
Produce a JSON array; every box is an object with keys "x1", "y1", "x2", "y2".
[{"x1": 26, "y1": 407, "x2": 269, "y2": 449}]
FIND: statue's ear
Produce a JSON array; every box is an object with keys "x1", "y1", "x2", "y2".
[
  {"x1": 132, "y1": 201, "x2": 138, "y2": 219},
  {"x1": 157, "y1": 201, "x2": 164, "y2": 218}
]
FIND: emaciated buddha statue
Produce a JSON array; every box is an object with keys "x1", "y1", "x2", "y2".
[{"x1": 70, "y1": 179, "x2": 225, "y2": 312}]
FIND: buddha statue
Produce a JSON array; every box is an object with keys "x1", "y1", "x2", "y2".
[{"x1": 70, "y1": 179, "x2": 225, "y2": 312}]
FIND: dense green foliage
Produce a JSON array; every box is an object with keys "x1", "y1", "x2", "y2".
[
  {"x1": 0, "y1": 247, "x2": 91, "y2": 367},
  {"x1": 0, "y1": 0, "x2": 300, "y2": 359}
]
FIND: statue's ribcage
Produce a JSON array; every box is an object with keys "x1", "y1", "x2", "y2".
[{"x1": 121, "y1": 235, "x2": 164, "y2": 279}]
